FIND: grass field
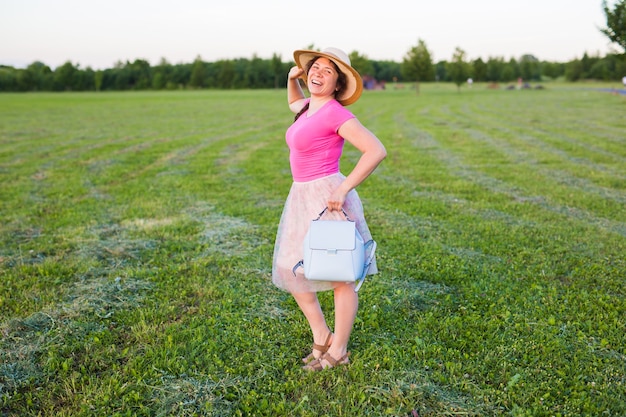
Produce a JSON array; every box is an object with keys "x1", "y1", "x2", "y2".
[{"x1": 1, "y1": 83, "x2": 625, "y2": 416}]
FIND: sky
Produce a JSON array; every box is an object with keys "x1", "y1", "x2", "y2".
[{"x1": 0, "y1": 0, "x2": 619, "y2": 70}]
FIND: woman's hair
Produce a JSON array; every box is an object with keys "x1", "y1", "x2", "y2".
[
  {"x1": 293, "y1": 102, "x2": 309, "y2": 122},
  {"x1": 294, "y1": 56, "x2": 347, "y2": 122}
]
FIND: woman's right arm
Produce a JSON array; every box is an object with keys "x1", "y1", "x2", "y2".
[{"x1": 287, "y1": 66, "x2": 307, "y2": 113}]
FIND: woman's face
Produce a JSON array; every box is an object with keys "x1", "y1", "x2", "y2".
[{"x1": 307, "y1": 57, "x2": 339, "y2": 99}]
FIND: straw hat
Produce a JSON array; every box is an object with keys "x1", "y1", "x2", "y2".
[{"x1": 293, "y1": 47, "x2": 363, "y2": 106}]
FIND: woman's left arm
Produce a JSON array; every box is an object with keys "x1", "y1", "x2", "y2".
[{"x1": 327, "y1": 118, "x2": 387, "y2": 210}]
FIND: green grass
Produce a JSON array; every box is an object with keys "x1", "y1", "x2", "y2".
[{"x1": 1, "y1": 83, "x2": 625, "y2": 416}]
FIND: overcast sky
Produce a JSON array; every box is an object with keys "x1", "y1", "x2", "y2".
[{"x1": 0, "y1": 0, "x2": 617, "y2": 70}]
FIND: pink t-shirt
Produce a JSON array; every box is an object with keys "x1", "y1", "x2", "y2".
[{"x1": 286, "y1": 99, "x2": 356, "y2": 182}]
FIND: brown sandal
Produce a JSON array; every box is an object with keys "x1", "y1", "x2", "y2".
[
  {"x1": 302, "y1": 332, "x2": 333, "y2": 364},
  {"x1": 303, "y1": 352, "x2": 350, "y2": 371}
]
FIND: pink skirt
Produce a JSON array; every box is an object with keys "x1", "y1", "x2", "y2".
[{"x1": 272, "y1": 173, "x2": 378, "y2": 293}]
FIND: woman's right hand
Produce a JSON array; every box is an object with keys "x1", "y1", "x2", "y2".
[{"x1": 288, "y1": 66, "x2": 304, "y2": 80}]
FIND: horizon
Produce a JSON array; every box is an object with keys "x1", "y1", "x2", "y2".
[{"x1": 1, "y1": 0, "x2": 619, "y2": 71}]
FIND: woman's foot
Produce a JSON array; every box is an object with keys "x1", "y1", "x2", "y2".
[
  {"x1": 302, "y1": 332, "x2": 333, "y2": 364},
  {"x1": 303, "y1": 352, "x2": 350, "y2": 371}
]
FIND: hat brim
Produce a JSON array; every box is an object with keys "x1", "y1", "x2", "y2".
[{"x1": 293, "y1": 49, "x2": 363, "y2": 106}]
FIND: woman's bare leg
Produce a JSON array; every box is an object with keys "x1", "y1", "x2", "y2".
[
  {"x1": 292, "y1": 291, "x2": 333, "y2": 358},
  {"x1": 326, "y1": 282, "x2": 358, "y2": 361}
]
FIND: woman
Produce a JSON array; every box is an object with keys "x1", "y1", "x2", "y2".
[{"x1": 272, "y1": 47, "x2": 386, "y2": 371}]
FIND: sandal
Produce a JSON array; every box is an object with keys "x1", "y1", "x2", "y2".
[
  {"x1": 302, "y1": 332, "x2": 333, "y2": 364},
  {"x1": 303, "y1": 352, "x2": 350, "y2": 371}
]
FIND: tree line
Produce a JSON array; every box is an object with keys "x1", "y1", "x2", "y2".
[
  {"x1": 3, "y1": 1, "x2": 625, "y2": 92},
  {"x1": 1, "y1": 50, "x2": 624, "y2": 93}
]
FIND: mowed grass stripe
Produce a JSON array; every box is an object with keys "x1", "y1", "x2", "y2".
[
  {"x1": 448, "y1": 93, "x2": 626, "y2": 197},
  {"x1": 390, "y1": 89, "x2": 625, "y2": 233}
]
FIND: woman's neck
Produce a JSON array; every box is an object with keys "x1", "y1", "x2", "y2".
[{"x1": 307, "y1": 96, "x2": 334, "y2": 116}]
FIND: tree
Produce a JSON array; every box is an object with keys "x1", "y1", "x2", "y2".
[
  {"x1": 239, "y1": 54, "x2": 275, "y2": 89},
  {"x1": 541, "y1": 61, "x2": 564, "y2": 80},
  {"x1": 271, "y1": 53, "x2": 282, "y2": 89},
  {"x1": 486, "y1": 57, "x2": 505, "y2": 82},
  {"x1": 435, "y1": 61, "x2": 447, "y2": 81},
  {"x1": 349, "y1": 51, "x2": 373, "y2": 79},
  {"x1": 25, "y1": 61, "x2": 52, "y2": 90},
  {"x1": 77, "y1": 67, "x2": 96, "y2": 91},
  {"x1": 501, "y1": 58, "x2": 520, "y2": 82},
  {"x1": 589, "y1": 58, "x2": 612, "y2": 79},
  {"x1": 128, "y1": 59, "x2": 151, "y2": 89},
  {"x1": 169, "y1": 63, "x2": 192, "y2": 88},
  {"x1": 581, "y1": 52, "x2": 594, "y2": 78},
  {"x1": 216, "y1": 60, "x2": 235, "y2": 89},
  {"x1": 565, "y1": 59, "x2": 583, "y2": 81},
  {"x1": 95, "y1": 70, "x2": 103, "y2": 91},
  {"x1": 189, "y1": 55, "x2": 205, "y2": 88},
  {"x1": 601, "y1": 0, "x2": 626, "y2": 52},
  {"x1": 520, "y1": 54, "x2": 540, "y2": 81},
  {"x1": 54, "y1": 61, "x2": 79, "y2": 91},
  {"x1": 371, "y1": 60, "x2": 401, "y2": 83},
  {"x1": 472, "y1": 58, "x2": 487, "y2": 82},
  {"x1": 447, "y1": 47, "x2": 470, "y2": 91},
  {"x1": 152, "y1": 58, "x2": 171, "y2": 90},
  {"x1": 401, "y1": 39, "x2": 435, "y2": 94}
]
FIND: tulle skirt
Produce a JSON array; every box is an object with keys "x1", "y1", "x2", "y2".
[{"x1": 272, "y1": 173, "x2": 378, "y2": 293}]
